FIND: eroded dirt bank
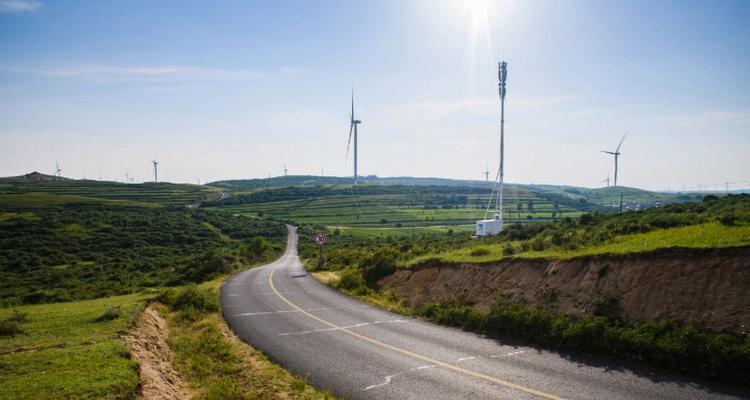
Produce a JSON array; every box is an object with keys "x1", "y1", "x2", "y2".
[
  {"x1": 380, "y1": 247, "x2": 750, "y2": 332},
  {"x1": 124, "y1": 304, "x2": 189, "y2": 400}
]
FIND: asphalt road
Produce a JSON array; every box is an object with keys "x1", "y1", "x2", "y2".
[{"x1": 221, "y1": 226, "x2": 749, "y2": 400}]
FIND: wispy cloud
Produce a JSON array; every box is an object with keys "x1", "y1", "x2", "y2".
[
  {"x1": 0, "y1": 63, "x2": 307, "y2": 82},
  {"x1": 0, "y1": 0, "x2": 41, "y2": 13},
  {"x1": 383, "y1": 95, "x2": 575, "y2": 124}
]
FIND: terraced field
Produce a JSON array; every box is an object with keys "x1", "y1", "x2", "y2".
[
  {"x1": 208, "y1": 185, "x2": 587, "y2": 228},
  {"x1": 0, "y1": 178, "x2": 216, "y2": 207}
]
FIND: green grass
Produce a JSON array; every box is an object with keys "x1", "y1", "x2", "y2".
[
  {"x1": 160, "y1": 283, "x2": 335, "y2": 399},
  {"x1": 0, "y1": 179, "x2": 217, "y2": 207},
  {"x1": 0, "y1": 294, "x2": 147, "y2": 400},
  {"x1": 330, "y1": 224, "x2": 476, "y2": 238},
  {"x1": 408, "y1": 222, "x2": 750, "y2": 264},
  {"x1": 0, "y1": 192, "x2": 160, "y2": 209}
]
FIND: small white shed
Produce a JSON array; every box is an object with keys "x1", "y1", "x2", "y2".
[{"x1": 476, "y1": 218, "x2": 503, "y2": 236}]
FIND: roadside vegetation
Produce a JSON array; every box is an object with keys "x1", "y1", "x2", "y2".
[
  {"x1": 0, "y1": 294, "x2": 146, "y2": 400},
  {"x1": 298, "y1": 194, "x2": 750, "y2": 271},
  {"x1": 306, "y1": 194, "x2": 750, "y2": 384},
  {"x1": 158, "y1": 283, "x2": 335, "y2": 399}
]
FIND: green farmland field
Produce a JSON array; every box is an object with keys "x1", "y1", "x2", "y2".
[
  {"x1": 0, "y1": 177, "x2": 217, "y2": 207},
  {"x1": 207, "y1": 185, "x2": 587, "y2": 229}
]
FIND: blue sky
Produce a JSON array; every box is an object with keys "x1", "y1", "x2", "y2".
[{"x1": 1, "y1": 0, "x2": 748, "y2": 190}]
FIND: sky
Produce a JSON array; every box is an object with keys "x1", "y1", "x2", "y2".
[{"x1": 1, "y1": 0, "x2": 749, "y2": 191}]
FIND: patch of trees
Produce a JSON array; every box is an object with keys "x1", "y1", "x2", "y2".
[{"x1": 0, "y1": 204, "x2": 285, "y2": 305}]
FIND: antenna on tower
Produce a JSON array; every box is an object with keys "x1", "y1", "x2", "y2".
[
  {"x1": 477, "y1": 60, "x2": 508, "y2": 237},
  {"x1": 150, "y1": 159, "x2": 159, "y2": 183}
]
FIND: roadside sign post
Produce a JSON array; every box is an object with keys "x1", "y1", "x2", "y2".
[{"x1": 314, "y1": 233, "x2": 328, "y2": 269}]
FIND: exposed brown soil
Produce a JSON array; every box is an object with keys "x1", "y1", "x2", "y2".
[
  {"x1": 380, "y1": 247, "x2": 750, "y2": 332},
  {"x1": 124, "y1": 304, "x2": 189, "y2": 400}
]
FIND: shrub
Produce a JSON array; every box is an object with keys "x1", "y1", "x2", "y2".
[
  {"x1": 245, "y1": 236, "x2": 270, "y2": 257},
  {"x1": 7, "y1": 309, "x2": 28, "y2": 323},
  {"x1": 94, "y1": 305, "x2": 122, "y2": 322},
  {"x1": 469, "y1": 247, "x2": 491, "y2": 257},
  {"x1": 336, "y1": 268, "x2": 367, "y2": 292},
  {"x1": 0, "y1": 319, "x2": 24, "y2": 336},
  {"x1": 361, "y1": 248, "x2": 399, "y2": 286},
  {"x1": 158, "y1": 285, "x2": 220, "y2": 315}
]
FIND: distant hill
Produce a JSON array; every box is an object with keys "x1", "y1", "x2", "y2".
[
  {"x1": 208, "y1": 175, "x2": 495, "y2": 190},
  {"x1": 209, "y1": 175, "x2": 706, "y2": 210},
  {"x1": 0, "y1": 173, "x2": 216, "y2": 207},
  {"x1": 1, "y1": 171, "x2": 70, "y2": 182}
]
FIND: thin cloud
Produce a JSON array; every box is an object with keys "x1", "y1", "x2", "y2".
[
  {"x1": 0, "y1": 63, "x2": 308, "y2": 82},
  {"x1": 0, "y1": 0, "x2": 40, "y2": 13},
  {"x1": 383, "y1": 95, "x2": 575, "y2": 124}
]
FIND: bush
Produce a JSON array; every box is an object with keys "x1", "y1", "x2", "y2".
[
  {"x1": 361, "y1": 248, "x2": 398, "y2": 286},
  {"x1": 469, "y1": 247, "x2": 491, "y2": 257},
  {"x1": 0, "y1": 319, "x2": 24, "y2": 336},
  {"x1": 94, "y1": 305, "x2": 122, "y2": 322},
  {"x1": 158, "y1": 285, "x2": 220, "y2": 316},
  {"x1": 7, "y1": 309, "x2": 28, "y2": 323},
  {"x1": 335, "y1": 268, "x2": 367, "y2": 292}
]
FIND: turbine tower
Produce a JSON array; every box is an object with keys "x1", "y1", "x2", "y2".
[
  {"x1": 283, "y1": 165, "x2": 288, "y2": 176},
  {"x1": 346, "y1": 91, "x2": 362, "y2": 184},
  {"x1": 603, "y1": 172, "x2": 610, "y2": 187},
  {"x1": 483, "y1": 166, "x2": 490, "y2": 181},
  {"x1": 54, "y1": 159, "x2": 62, "y2": 178},
  {"x1": 601, "y1": 134, "x2": 626, "y2": 186},
  {"x1": 150, "y1": 159, "x2": 159, "y2": 183}
]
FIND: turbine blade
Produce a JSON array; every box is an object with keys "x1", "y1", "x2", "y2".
[
  {"x1": 616, "y1": 133, "x2": 627, "y2": 152},
  {"x1": 601, "y1": 150, "x2": 615, "y2": 154}
]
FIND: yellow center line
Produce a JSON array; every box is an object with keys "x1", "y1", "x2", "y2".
[{"x1": 268, "y1": 268, "x2": 566, "y2": 400}]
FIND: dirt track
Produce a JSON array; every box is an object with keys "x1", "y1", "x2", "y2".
[{"x1": 124, "y1": 304, "x2": 188, "y2": 400}]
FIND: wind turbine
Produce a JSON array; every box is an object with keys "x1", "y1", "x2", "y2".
[
  {"x1": 601, "y1": 133, "x2": 626, "y2": 186},
  {"x1": 150, "y1": 159, "x2": 158, "y2": 183},
  {"x1": 346, "y1": 91, "x2": 362, "y2": 184},
  {"x1": 602, "y1": 172, "x2": 610, "y2": 187},
  {"x1": 482, "y1": 166, "x2": 490, "y2": 181},
  {"x1": 283, "y1": 165, "x2": 288, "y2": 176},
  {"x1": 54, "y1": 159, "x2": 62, "y2": 178}
]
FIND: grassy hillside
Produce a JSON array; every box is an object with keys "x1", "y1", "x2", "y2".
[
  {"x1": 0, "y1": 294, "x2": 145, "y2": 400},
  {"x1": 0, "y1": 192, "x2": 286, "y2": 306},
  {"x1": 0, "y1": 176, "x2": 217, "y2": 207},
  {"x1": 420, "y1": 222, "x2": 750, "y2": 264}
]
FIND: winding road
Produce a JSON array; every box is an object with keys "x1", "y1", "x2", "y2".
[{"x1": 221, "y1": 226, "x2": 748, "y2": 400}]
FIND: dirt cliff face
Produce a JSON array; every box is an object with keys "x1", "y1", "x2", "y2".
[{"x1": 380, "y1": 247, "x2": 750, "y2": 333}]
